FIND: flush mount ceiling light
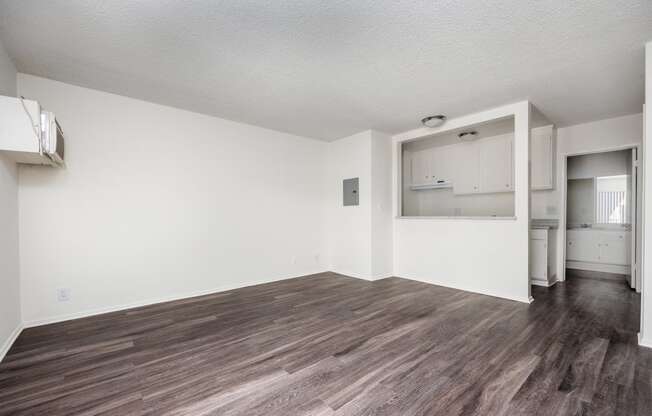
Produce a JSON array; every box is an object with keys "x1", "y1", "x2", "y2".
[
  {"x1": 458, "y1": 131, "x2": 478, "y2": 142},
  {"x1": 421, "y1": 115, "x2": 446, "y2": 128}
]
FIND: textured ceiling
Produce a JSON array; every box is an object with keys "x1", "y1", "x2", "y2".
[{"x1": 0, "y1": 1, "x2": 651, "y2": 141}]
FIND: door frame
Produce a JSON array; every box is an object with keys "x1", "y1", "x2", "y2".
[{"x1": 559, "y1": 144, "x2": 642, "y2": 289}]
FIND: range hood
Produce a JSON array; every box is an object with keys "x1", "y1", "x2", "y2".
[{"x1": 410, "y1": 180, "x2": 453, "y2": 191}]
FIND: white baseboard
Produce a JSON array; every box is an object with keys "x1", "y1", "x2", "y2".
[
  {"x1": 23, "y1": 269, "x2": 328, "y2": 328},
  {"x1": 393, "y1": 274, "x2": 532, "y2": 304},
  {"x1": 531, "y1": 278, "x2": 558, "y2": 287},
  {"x1": 639, "y1": 333, "x2": 652, "y2": 349},
  {"x1": 328, "y1": 269, "x2": 375, "y2": 281},
  {"x1": 0, "y1": 323, "x2": 23, "y2": 364},
  {"x1": 22, "y1": 268, "x2": 536, "y2": 329}
]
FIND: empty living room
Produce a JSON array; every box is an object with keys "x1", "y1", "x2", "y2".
[{"x1": 1, "y1": 1, "x2": 652, "y2": 415}]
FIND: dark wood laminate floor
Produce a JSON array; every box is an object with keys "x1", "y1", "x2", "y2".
[{"x1": 1, "y1": 272, "x2": 650, "y2": 415}]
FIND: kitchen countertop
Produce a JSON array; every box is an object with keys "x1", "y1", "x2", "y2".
[
  {"x1": 531, "y1": 219, "x2": 559, "y2": 229},
  {"x1": 567, "y1": 226, "x2": 631, "y2": 232}
]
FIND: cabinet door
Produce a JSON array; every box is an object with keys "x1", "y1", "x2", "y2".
[
  {"x1": 431, "y1": 145, "x2": 455, "y2": 183},
  {"x1": 598, "y1": 232, "x2": 630, "y2": 265},
  {"x1": 530, "y1": 237, "x2": 547, "y2": 281},
  {"x1": 453, "y1": 143, "x2": 480, "y2": 194},
  {"x1": 481, "y1": 135, "x2": 513, "y2": 193},
  {"x1": 566, "y1": 231, "x2": 599, "y2": 262},
  {"x1": 411, "y1": 150, "x2": 431, "y2": 186},
  {"x1": 531, "y1": 126, "x2": 553, "y2": 190}
]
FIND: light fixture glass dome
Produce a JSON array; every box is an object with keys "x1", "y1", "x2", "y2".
[{"x1": 421, "y1": 115, "x2": 446, "y2": 128}]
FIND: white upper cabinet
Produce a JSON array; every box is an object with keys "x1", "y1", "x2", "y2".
[
  {"x1": 453, "y1": 143, "x2": 481, "y2": 194},
  {"x1": 411, "y1": 149, "x2": 432, "y2": 186},
  {"x1": 531, "y1": 125, "x2": 555, "y2": 190},
  {"x1": 453, "y1": 134, "x2": 513, "y2": 195},
  {"x1": 480, "y1": 134, "x2": 513, "y2": 193},
  {"x1": 431, "y1": 145, "x2": 456, "y2": 184},
  {"x1": 409, "y1": 126, "x2": 555, "y2": 193}
]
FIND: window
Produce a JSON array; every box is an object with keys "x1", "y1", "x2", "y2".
[{"x1": 595, "y1": 175, "x2": 629, "y2": 224}]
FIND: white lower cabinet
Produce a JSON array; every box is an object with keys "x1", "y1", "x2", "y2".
[
  {"x1": 566, "y1": 229, "x2": 630, "y2": 272},
  {"x1": 530, "y1": 229, "x2": 556, "y2": 287},
  {"x1": 566, "y1": 230, "x2": 599, "y2": 263}
]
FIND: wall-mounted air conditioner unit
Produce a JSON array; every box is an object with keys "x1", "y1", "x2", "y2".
[{"x1": 0, "y1": 95, "x2": 65, "y2": 167}]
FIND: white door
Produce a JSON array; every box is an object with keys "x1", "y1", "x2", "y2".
[
  {"x1": 481, "y1": 135, "x2": 513, "y2": 193},
  {"x1": 453, "y1": 143, "x2": 480, "y2": 194}
]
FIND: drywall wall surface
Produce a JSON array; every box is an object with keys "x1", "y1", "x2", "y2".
[
  {"x1": 0, "y1": 38, "x2": 20, "y2": 361},
  {"x1": 370, "y1": 131, "x2": 393, "y2": 279},
  {"x1": 531, "y1": 114, "x2": 643, "y2": 219},
  {"x1": 17, "y1": 74, "x2": 329, "y2": 325},
  {"x1": 392, "y1": 102, "x2": 531, "y2": 303},
  {"x1": 567, "y1": 149, "x2": 631, "y2": 180},
  {"x1": 558, "y1": 113, "x2": 643, "y2": 156},
  {"x1": 566, "y1": 178, "x2": 595, "y2": 225},
  {"x1": 641, "y1": 41, "x2": 652, "y2": 348},
  {"x1": 0, "y1": 39, "x2": 16, "y2": 97},
  {"x1": 326, "y1": 131, "x2": 373, "y2": 279}
]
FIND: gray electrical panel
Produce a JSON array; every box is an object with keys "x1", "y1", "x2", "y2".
[{"x1": 343, "y1": 177, "x2": 359, "y2": 206}]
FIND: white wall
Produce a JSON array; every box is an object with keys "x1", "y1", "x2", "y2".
[
  {"x1": 531, "y1": 114, "x2": 643, "y2": 220},
  {"x1": 326, "y1": 130, "x2": 394, "y2": 280},
  {"x1": 567, "y1": 149, "x2": 631, "y2": 180},
  {"x1": 567, "y1": 178, "x2": 595, "y2": 224},
  {"x1": 642, "y1": 41, "x2": 652, "y2": 348},
  {"x1": 17, "y1": 74, "x2": 329, "y2": 326},
  {"x1": 403, "y1": 186, "x2": 515, "y2": 217},
  {"x1": 0, "y1": 38, "x2": 21, "y2": 361},
  {"x1": 392, "y1": 102, "x2": 532, "y2": 303},
  {"x1": 326, "y1": 131, "x2": 373, "y2": 279},
  {"x1": 370, "y1": 131, "x2": 393, "y2": 279}
]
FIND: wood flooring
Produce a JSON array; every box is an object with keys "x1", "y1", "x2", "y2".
[{"x1": 0, "y1": 272, "x2": 650, "y2": 415}]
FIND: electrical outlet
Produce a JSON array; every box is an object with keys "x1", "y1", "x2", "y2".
[
  {"x1": 291, "y1": 256, "x2": 298, "y2": 265},
  {"x1": 57, "y1": 288, "x2": 71, "y2": 302},
  {"x1": 314, "y1": 254, "x2": 320, "y2": 264}
]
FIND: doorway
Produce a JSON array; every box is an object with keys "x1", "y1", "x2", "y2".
[{"x1": 562, "y1": 147, "x2": 641, "y2": 291}]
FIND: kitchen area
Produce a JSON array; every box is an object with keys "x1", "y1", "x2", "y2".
[{"x1": 400, "y1": 110, "x2": 643, "y2": 294}]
